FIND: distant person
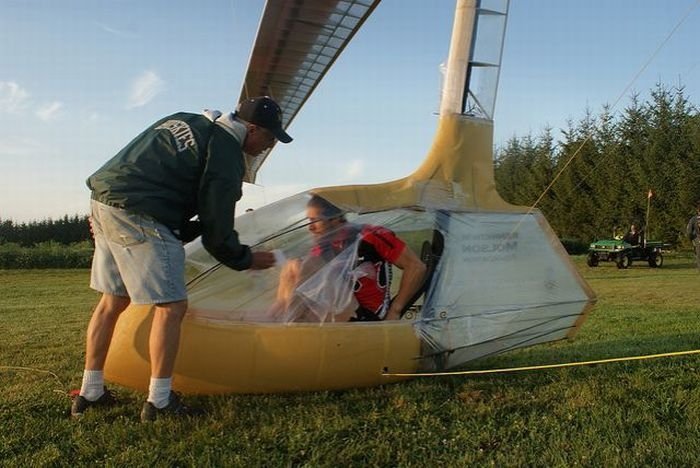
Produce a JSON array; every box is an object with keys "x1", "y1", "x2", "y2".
[
  {"x1": 623, "y1": 224, "x2": 642, "y2": 246},
  {"x1": 687, "y1": 202, "x2": 700, "y2": 271},
  {"x1": 274, "y1": 195, "x2": 426, "y2": 322},
  {"x1": 72, "y1": 96, "x2": 292, "y2": 421},
  {"x1": 612, "y1": 226, "x2": 624, "y2": 241}
]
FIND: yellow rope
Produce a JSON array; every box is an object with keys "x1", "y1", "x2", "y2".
[
  {"x1": 383, "y1": 348, "x2": 700, "y2": 377},
  {"x1": 0, "y1": 365, "x2": 69, "y2": 395}
]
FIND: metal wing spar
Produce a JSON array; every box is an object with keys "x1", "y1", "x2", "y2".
[{"x1": 239, "y1": 0, "x2": 381, "y2": 183}]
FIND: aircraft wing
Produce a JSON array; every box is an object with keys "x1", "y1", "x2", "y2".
[{"x1": 239, "y1": 0, "x2": 381, "y2": 183}]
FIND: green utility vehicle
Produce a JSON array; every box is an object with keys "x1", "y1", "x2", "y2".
[{"x1": 586, "y1": 239, "x2": 664, "y2": 269}]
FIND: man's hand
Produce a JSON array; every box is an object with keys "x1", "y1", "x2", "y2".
[
  {"x1": 250, "y1": 251, "x2": 276, "y2": 270},
  {"x1": 276, "y1": 259, "x2": 301, "y2": 304},
  {"x1": 384, "y1": 303, "x2": 403, "y2": 321}
]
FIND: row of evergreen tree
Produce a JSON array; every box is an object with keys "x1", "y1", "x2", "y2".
[
  {"x1": 2, "y1": 85, "x2": 698, "y2": 250},
  {"x1": 0, "y1": 215, "x2": 91, "y2": 246},
  {"x1": 494, "y1": 84, "x2": 700, "y2": 247}
]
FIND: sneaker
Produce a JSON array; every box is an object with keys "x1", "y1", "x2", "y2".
[
  {"x1": 70, "y1": 387, "x2": 117, "y2": 418},
  {"x1": 140, "y1": 391, "x2": 203, "y2": 422}
]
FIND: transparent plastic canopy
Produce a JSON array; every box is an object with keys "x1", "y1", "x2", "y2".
[{"x1": 183, "y1": 191, "x2": 593, "y2": 371}]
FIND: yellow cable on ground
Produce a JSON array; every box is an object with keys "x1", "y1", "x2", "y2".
[
  {"x1": 0, "y1": 365, "x2": 68, "y2": 395},
  {"x1": 383, "y1": 348, "x2": 700, "y2": 377}
]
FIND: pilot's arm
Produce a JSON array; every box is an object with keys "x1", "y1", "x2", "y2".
[{"x1": 385, "y1": 247, "x2": 427, "y2": 320}]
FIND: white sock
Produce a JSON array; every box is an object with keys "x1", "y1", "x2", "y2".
[
  {"x1": 147, "y1": 377, "x2": 172, "y2": 409},
  {"x1": 80, "y1": 370, "x2": 104, "y2": 401}
]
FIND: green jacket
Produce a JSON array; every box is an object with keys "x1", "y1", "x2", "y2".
[{"x1": 87, "y1": 111, "x2": 252, "y2": 270}]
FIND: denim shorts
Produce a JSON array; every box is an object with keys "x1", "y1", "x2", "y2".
[{"x1": 89, "y1": 200, "x2": 187, "y2": 304}]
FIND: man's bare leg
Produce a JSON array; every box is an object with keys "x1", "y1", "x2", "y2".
[
  {"x1": 149, "y1": 300, "x2": 188, "y2": 378},
  {"x1": 85, "y1": 293, "x2": 131, "y2": 370},
  {"x1": 73, "y1": 293, "x2": 130, "y2": 409},
  {"x1": 141, "y1": 300, "x2": 203, "y2": 420}
]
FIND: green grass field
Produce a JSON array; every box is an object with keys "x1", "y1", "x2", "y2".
[{"x1": 2, "y1": 255, "x2": 700, "y2": 466}]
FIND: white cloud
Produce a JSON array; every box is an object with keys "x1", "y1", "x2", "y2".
[
  {"x1": 36, "y1": 101, "x2": 63, "y2": 121},
  {"x1": 343, "y1": 159, "x2": 365, "y2": 181},
  {"x1": 127, "y1": 70, "x2": 165, "y2": 109},
  {"x1": 96, "y1": 22, "x2": 138, "y2": 38},
  {"x1": 0, "y1": 81, "x2": 30, "y2": 113}
]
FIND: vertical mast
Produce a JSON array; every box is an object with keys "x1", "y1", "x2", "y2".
[
  {"x1": 440, "y1": 0, "x2": 509, "y2": 120},
  {"x1": 440, "y1": 0, "x2": 478, "y2": 116},
  {"x1": 315, "y1": 0, "x2": 515, "y2": 214}
]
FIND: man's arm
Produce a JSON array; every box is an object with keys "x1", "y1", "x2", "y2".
[
  {"x1": 198, "y1": 127, "x2": 274, "y2": 270},
  {"x1": 385, "y1": 247, "x2": 427, "y2": 320}
]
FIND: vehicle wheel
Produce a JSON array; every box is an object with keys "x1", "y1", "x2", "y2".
[
  {"x1": 617, "y1": 254, "x2": 631, "y2": 269},
  {"x1": 648, "y1": 252, "x2": 663, "y2": 268},
  {"x1": 586, "y1": 252, "x2": 599, "y2": 267}
]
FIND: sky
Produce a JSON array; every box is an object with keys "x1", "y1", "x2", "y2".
[{"x1": 1, "y1": 0, "x2": 699, "y2": 222}]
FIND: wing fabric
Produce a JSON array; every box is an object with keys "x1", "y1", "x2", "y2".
[{"x1": 240, "y1": 0, "x2": 381, "y2": 183}]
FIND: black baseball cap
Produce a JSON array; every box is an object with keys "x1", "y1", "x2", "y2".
[{"x1": 236, "y1": 96, "x2": 292, "y2": 143}]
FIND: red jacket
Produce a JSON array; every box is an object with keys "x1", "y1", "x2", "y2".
[{"x1": 310, "y1": 223, "x2": 405, "y2": 318}]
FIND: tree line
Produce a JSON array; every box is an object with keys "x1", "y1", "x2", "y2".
[
  {"x1": 0, "y1": 215, "x2": 91, "y2": 246},
  {"x1": 494, "y1": 84, "x2": 700, "y2": 247},
  {"x1": 2, "y1": 84, "x2": 698, "y2": 253}
]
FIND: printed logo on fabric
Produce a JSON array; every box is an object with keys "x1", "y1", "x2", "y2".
[{"x1": 156, "y1": 119, "x2": 197, "y2": 153}]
